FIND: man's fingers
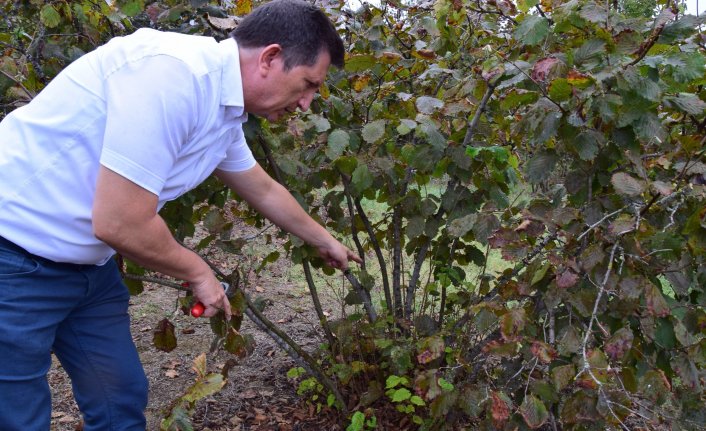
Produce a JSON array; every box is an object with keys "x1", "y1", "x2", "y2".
[
  {"x1": 348, "y1": 249, "x2": 363, "y2": 264},
  {"x1": 223, "y1": 296, "x2": 232, "y2": 320}
]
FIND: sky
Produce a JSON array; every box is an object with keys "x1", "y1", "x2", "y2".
[{"x1": 685, "y1": 0, "x2": 706, "y2": 15}]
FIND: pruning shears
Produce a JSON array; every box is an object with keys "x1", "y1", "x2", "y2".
[{"x1": 190, "y1": 281, "x2": 233, "y2": 318}]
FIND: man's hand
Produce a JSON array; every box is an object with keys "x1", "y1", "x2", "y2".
[
  {"x1": 316, "y1": 238, "x2": 363, "y2": 270},
  {"x1": 93, "y1": 166, "x2": 231, "y2": 319},
  {"x1": 187, "y1": 276, "x2": 232, "y2": 319},
  {"x1": 216, "y1": 165, "x2": 363, "y2": 272}
]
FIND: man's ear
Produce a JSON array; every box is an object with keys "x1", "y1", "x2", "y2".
[{"x1": 258, "y1": 44, "x2": 283, "y2": 76}]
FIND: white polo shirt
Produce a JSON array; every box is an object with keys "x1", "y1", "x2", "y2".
[{"x1": 0, "y1": 28, "x2": 256, "y2": 264}]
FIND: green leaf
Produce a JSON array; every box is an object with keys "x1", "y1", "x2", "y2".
[
  {"x1": 362, "y1": 120, "x2": 386, "y2": 144},
  {"x1": 347, "y1": 411, "x2": 365, "y2": 431},
  {"x1": 548, "y1": 78, "x2": 572, "y2": 101},
  {"x1": 526, "y1": 151, "x2": 559, "y2": 184},
  {"x1": 410, "y1": 395, "x2": 425, "y2": 406},
  {"x1": 124, "y1": 277, "x2": 144, "y2": 295},
  {"x1": 665, "y1": 93, "x2": 706, "y2": 115},
  {"x1": 519, "y1": 395, "x2": 549, "y2": 429},
  {"x1": 391, "y1": 388, "x2": 412, "y2": 402},
  {"x1": 287, "y1": 367, "x2": 306, "y2": 378},
  {"x1": 654, "y1": 317, "x2": 676, "y2": 348},
  {"x1": 632, "y1": 112, "x2": 665, "y2": 142},
  {"x1": 620, "y1": 66, "x2": 661, "y2": 101},
  {"x1": 660, "y1": 15, "x2": 702, "y2": 43},
  {"x1": 351, "y1": 164, "x2": 373, "y2": 195},
  {"x1": 309, "y1": 115, "x2": 331, "y2": 132},
  {"x1": 326, "y1": 129, "x2": 350, "y2": 159},
  {"x1": 500, "y1": 89, "x2": 540, "y2": 109},
  {"x1": 182, "y1": 373, "x2": 226, "y2": 403},
  {"x1": 40, "y1": 5, "x2": 62, "y2": 28},
  {"x1": 574, "y1": 130, "x2": 603, "y2": 161},
  {"x1": 560, "y1": 391, "x2": 599, "y2": 424},
  {"x1": 573, "y1": 39, "x2": 605, "y2": 65},
  {"x1": 345, "y1": 55, "x2": 376, "y2": 72},
  {"x1": 406, "y1": 215, "x2": 426, "y2": 240},
  {"x1": 438, "y1": 378, "x2": 454, "y2": 391},
  {"x1": 415, "y1": 96, "x2": 444, "y2": 114},
  {"x1": 224, "y1": 329, "x2": 255, "y2": 358},
  {"x1": 118, "y1": 0, "x2": 144, "y2": 17},
  {"x1": 386, "y1": 375, "x2": 405, "y2": 389},
  {"x1": 514, "y1": 15, "x2": 550, "y2": 46},
  {"x1": 153, "y1": 318, "x2": 177, "y2": 352},
  {"x1": 447, "y1": 213, "x2": 477, "y2": 238},
  {"x1": 611, "y1": 172, "x2": 645, "y2": 196},
  {"x1": 397, "y1": 119, "x2": 417, "y2": 135},
  {"x1": 551, "y1": 364, "x2": 575, "y2": 391},
  {"x1": 579, "y1": 1, "x2": 608, "y2": 22},
  {"x1": 666, "y1": 52, "x2": 706, "y2": 83}
]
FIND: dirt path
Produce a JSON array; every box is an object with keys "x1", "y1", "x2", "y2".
[{"x1": 48, "y1": 223, "x2": 346, "y2": 431}]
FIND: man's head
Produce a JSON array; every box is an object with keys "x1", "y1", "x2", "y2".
[
  {"x1": 232, "y1": 0, "x2": 344, "y2": 71},
  {"x1": 234, "y1": 0, "x2": 345, "y2": 122}
]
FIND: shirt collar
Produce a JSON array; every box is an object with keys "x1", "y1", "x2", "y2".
[{"x1": 219, "y1": 37, "x2": 245, "y2": 110}]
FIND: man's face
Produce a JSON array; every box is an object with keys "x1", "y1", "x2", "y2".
[{"x1": 256, "y1": 50, "x2": 331, "y2": 122}]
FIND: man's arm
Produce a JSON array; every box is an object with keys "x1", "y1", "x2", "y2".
[
  {"x1": 215, "y1": 164, "x2": 361, "y2": 269},
  {"x1": 92, "y1": 166, "x2": 231, "y2": 318}
]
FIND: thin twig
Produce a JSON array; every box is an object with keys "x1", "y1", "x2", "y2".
[{"x1": 0, "y1": 69, "x2": 34, "y2": 99}]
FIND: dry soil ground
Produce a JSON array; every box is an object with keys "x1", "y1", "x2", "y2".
[{"x1": 48, "y1": 221, "x2": 347, "y2": 431}]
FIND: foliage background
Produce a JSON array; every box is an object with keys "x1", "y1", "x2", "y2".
[{"x1": 2, "y1": 0, "x2": 705, "y2": 429}]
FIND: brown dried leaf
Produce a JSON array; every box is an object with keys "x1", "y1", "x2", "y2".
[
  {"x1": 490, "y1": 391, "x2": 511, "y2": 429},
  {"x1": 531, "y1": 57, "x2": 562, "y2": 82}
]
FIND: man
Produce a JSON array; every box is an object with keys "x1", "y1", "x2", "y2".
[{"x1": 0, "y1": 0, "x2": 360, "y2": 429}]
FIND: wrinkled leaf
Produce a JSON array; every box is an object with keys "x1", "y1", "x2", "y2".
[
  {"x1": 611, "y1": 172, "x2": 645, "y2": 196},
  {"x1": 515, "y1": 15, "x2": 550, "y2": 46},
  {"x1": 40, "y1": 5, "x2": 62, "y2": 28},
  {"x1": 526, "y1": 151, "x2": 559, "y2": 184},
  {"x1": 520, "y1": 395, "x2": 549, "y2": 428},
  {"x1": 362, "y1": 120, "x2": 386, "y2": 144},
  {"x1": 415, "y1": 96, "x2": 444, "y2": 114}
]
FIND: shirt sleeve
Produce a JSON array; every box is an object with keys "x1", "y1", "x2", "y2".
[
  {"x1": 99, "y1": 55, "x2": 199, "y2": 195},
  {"x1": 216, "y1": 124, "x2": 257, "y2": 172}
]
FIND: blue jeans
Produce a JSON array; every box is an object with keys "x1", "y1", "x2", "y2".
[{"x1": 0, "y1": 236, "x2": 147, "y2": 430}]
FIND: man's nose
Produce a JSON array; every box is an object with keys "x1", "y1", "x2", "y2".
[{"x1": 298, "y1": 91, "x2": 316, "y2": 111}]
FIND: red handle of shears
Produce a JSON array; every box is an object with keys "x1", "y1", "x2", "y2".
[{"x1": 182, "y1": 282, "x2": 229, "y2": 318}]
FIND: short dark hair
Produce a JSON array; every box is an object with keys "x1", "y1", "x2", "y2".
[{"x1": 231, "y1": 0, "x2": 344, "y2": 70}]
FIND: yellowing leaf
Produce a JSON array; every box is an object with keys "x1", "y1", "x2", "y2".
[
  {"x1": 567, "y1": 70, "x2": 593, "y2": 88},
  {"x1": 236, "y1": 0, "x2": 252, "y2": 15},
  {"x1": 192, "y1": 353, "x2": 207, "y2": 377},
  {"x1": 380, "y1": 51, "x2": 402, "y2": 64},
  {"x1": 412, "y1": 49, "x2": 436, "y2": 60},
  {"x1": 351, "y1": 74, "x2": 371, "y2": 92},
  {"x1": 319, "y1": 82, "x2": 330, "y2": 100},
  {"x1": 40, "y1": 4, "x2": 62, "y2": 28}
]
